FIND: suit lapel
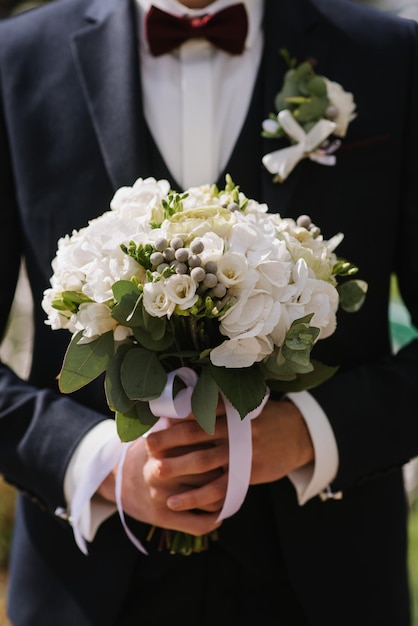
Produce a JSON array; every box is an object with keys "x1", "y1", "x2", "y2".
[{"x1": 70, "y1": 0, "x2": 148, "y2": 190}]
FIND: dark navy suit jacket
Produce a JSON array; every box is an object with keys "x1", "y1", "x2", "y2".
[{"x1": 1, "y1": 0, "x2": 418, "y2": 624}]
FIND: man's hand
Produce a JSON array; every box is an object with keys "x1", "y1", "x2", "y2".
[
  {"x1": 98, "y1": 398, "x2": 314, "y2": 530},
  {"x1": 98, "y1": 415, "x2": 229, "y2": 536},
  {"x1": 161, "y1": 398, "x2": 314, "y2": 511},
  {"x1": 250, "y1": 398, "x2": 314, "y2": 484}
]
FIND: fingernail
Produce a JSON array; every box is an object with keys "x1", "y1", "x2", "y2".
[{"x1": 167, "y1": 496, "x2": 181, "y2": 510}]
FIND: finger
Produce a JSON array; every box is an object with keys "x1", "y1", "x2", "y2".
[
  {"x1": 146, "y1": 416, "x2": 228, "y2": 456},
  {"x1": 166, "y1": 473, "x2": 228, "y2": 512},
  {"x1": 154, "y1": 442, "x2": 229, "y2": 481}
]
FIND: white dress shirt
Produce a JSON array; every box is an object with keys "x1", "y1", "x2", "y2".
[{"x1": 64, "y1": 0, "x2": 339, "y2": 548}]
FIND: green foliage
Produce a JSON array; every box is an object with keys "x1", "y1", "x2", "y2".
[
  {"x1": 262, "y1": 314, "x2": 319, "y2": 381},
  {"x1": 209, "y1": 363, "x2": 267, "y2": 420},
  {"x1": 111, "y1": 280, "x2": 174, "y2": 351},
  {"x1": 264, "y1": 52, "x2": 330, "y2": 139},
  {"x1": 120, "y1": 347, "x2": 167, "y2": 401},
  {"x1": 338, "y1": 279, "x2": 368, "y2": 313},
  {"x1": 116, "y1": 403, "x2": 159, "y2": 441},
  {"x1": 120, "y1": 242, "x2": 154, "y2": 269},
  {"x1": 58, "y1": 331, "x2": 114, "y2": 393},
  {"x1": 191, "y1": 365, "x2": 220, "y2": 434},
  {"x1": 266, "y1": 360, "x2": 339, "y2": 393}
]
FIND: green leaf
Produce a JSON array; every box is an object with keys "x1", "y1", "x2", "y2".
[
  {"x1": 112, "y1": 280, "x2": 141, "y2": 303},
  {"x1": 105, "y1": 344, "x2": 135, "y2": 413},
  {"x1": 58, "y1": 330, "x2": 114, "y2": 393},
  {"x1": 209, "y1": 364, "x2": 266, "y2": 420},
  {"x1": 121, "y1": 347, "x2": 167, "y2": 401},
  {"x1": 142, "y1": 309, "x2": 170, "y2": 341},
  {"x1": 338, "y1": 279, "x2": 368, "y2": 313},
  {"x1": 191, "y1": 366, "x2": 218, "y2": 434},
  {"x1": 133, "y1": 324, "x2": 174, "y2": 351},
  {"x1": 115, "y1": 403, "x2": 159, "y2": 442},
  {"x1": 267, "y1": 360, "x2": 339, "y2": 393},
  {"x1": 111, "y1": 282, "x2": 144, "y2": 328}
]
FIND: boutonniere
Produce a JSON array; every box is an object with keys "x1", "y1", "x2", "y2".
[{"x1": 262, "y1": 49, "x2": 357, "y2": 183}]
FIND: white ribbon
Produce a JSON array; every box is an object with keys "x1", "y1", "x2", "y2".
[
  {"x1": 262, "y1": 109, "x2": 337, "y2": 182},
  {"x1": 115, "y1": 366, "x2": 269, "y2": 553}
]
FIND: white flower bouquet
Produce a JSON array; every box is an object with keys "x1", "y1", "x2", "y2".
[{"x1": 42, "y1": 175, "x2": 366, "y2": 553}]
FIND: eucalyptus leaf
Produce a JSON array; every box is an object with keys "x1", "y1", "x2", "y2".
[
  {"x1": 191, "y1": 366, "x2": 218, "y2": 434},
  {"x1": 58, "y1": 330, "x2": 114, "y2": 393},
  {"x1": 112, "y1": 289, "x2": 144, "y2": 328},
  {"x1": 112, "y1": 280, "x2": 140, "y2": 302},
  {"x1": 142, "y1": 309, "x2": 169, "y2": 341},
  {"x1": 267, "y1": 361, "x2": 339, "y2": 393},
  {"x1": 105, "y1": 344, "x2": 135, "y2": 413},
  {"x1": 209, "y1": 364, "x2": 266, "y2": 420},
  {"x1": 133, "y1": 324, "x2": 174, "y2": 351},
  {"x1": 121, "y1": 347, "x2": 167, "y2": 401},
  {"x1": 338, "y1": 279, "x2": 368, "y2": 313},
  {"x1": 116, "y1": 403, "x2": 159, "y2": 442}
]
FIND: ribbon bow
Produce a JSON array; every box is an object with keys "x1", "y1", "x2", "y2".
[
  {"x1": 145, "y1": 3, "x2": 248, "y2": 57},
  {"x1": 262, "y1": 109, "x2": 338, "y2": 182}
]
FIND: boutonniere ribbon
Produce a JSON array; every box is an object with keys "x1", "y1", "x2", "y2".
[{"x1": 262, "y1": 109, "x2": 338, "y2": 182}]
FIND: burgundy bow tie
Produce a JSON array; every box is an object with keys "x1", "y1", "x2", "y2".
[{"x1": 145, "y1": 3, "x2": 248, "y2": 57}]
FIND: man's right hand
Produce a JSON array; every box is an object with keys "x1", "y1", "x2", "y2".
[{"x1": 97, "y1": 415, "x2": 229, "y2": 536}]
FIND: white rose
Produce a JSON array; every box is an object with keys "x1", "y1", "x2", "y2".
[
  {"x1": 41, "y1": 289, "x2": 76, "y2": 332},
  {"x1": 323, "y1": 77, "x2": 357, "y2": 137}
]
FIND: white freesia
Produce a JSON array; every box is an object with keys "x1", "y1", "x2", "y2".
[
  {"x1": 41, "y1": 289, "x2": 75, "y2": 331},
  {"x1": 216, "y1": 252, "x2": 252, "y2": 288},
  {"x1": 143, "y1": 281, "x2": 176, "y2": 318},
  {"x1": 162, "y1": 274, "x2": 199, "y2": 312},
  {"x1": 74, "y1": 303, "x2": 118, "y2": 342}
]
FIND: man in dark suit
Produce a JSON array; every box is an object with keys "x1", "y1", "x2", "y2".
[{"x1": 1, "y1": 0, "x2": 418, "y2": 624}]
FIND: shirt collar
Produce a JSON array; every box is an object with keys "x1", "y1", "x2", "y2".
[{"x1": 135, "y1": 0, "x2": 264, "y2": 53}]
